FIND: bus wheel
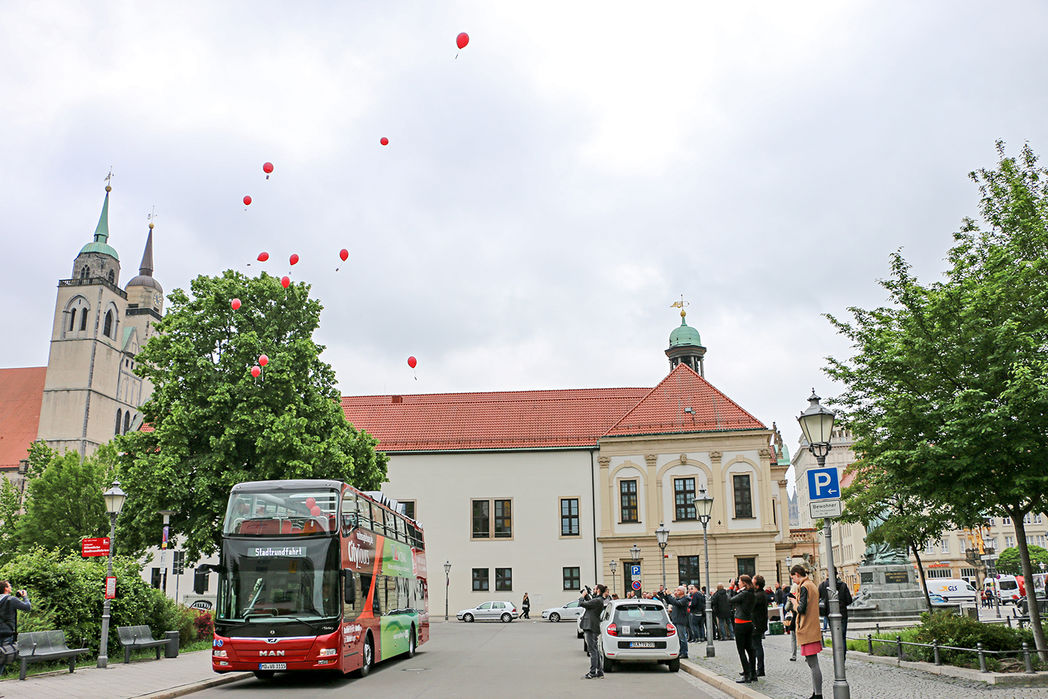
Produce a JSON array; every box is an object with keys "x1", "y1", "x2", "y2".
[
  {"x1": 407, "y1": 626, "x2": 417, "y2": 658},
  {"x1": 356, "y1": 636, "x2": 374, "y2": 678},
  {"x1": 253, "y1": 670, "x2": 275, "y2": 680}
]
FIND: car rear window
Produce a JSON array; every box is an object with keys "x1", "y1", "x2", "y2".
[
  {"x1": 1000, "y1": 581, "x2": 1018, "y2": 590},
  {"x1": 613, "y1": 604, "x2": 667, "y2": 624}
]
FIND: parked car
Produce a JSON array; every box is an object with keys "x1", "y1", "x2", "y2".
[
  {"x1": 541, "y1": 600, "x2": 584, "y2": 622},
  {"x1": 456, "y1": 601, "x2": 519, "y2": 622},
  {"x1": 596, "y1": 598, "x2": 680, "y2": 673},
  {"x1": 986, "y1": 576, "x2": 1023, "y2": 604}
]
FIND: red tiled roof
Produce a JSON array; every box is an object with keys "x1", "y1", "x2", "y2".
[
  {"x1": 341, "y1": 387, "x2": 650, "y2": 452},
  {"x1": 0, "y1": 367, "x2": 46, "y2": 469},
  {"x1": 603, "y1": 364, "x2": 766, "y2": 437}
]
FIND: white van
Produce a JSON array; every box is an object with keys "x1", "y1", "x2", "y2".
[
  {"x1": 926, "y1": 578, "x2": 978, "y2": 604},
  {"x1": 985, "y1": 575, "x2": 1023, "y2": 604}
]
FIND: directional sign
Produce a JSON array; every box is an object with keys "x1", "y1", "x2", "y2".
[
  {"x1": 807, "y1": 467, "x2": 841, "y2": 500},
  {"x1": 810, "y1": 500, "x2": 842, "y2": 518},
  {"x1": 981, "y1": 554, "x2": 999, "y2": 561},
  {"x1": 631, "y1": 580, "x2": 642, "y2": 591},
  {"x1": 630, "y1": 564, "x2": 641, "y2": 578},
  {"x1": 82, "y1": 537, "x2": 110, "y2": 557}
]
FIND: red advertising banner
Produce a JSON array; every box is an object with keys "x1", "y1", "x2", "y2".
[
  {"x1": 82, "y1": 537, "x2": 111, "y2": 557},
  {"x1": 105, "y1": 576, "x2": 116, "y2": 600}
]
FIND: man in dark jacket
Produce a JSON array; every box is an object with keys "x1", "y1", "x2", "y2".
[
  {"x1": 688, "y1": 584, "x2": 706, "y2": 642},
  {"x1": 579, "y1": 584, "x2": 609, "y2": 679},
  {"x1": 751, "y1": 575, "x2": 769, "y2": 676},
  {"x1": 659, "y1": 586, "x2": 691, "y2": 659},
  {"x1": 711, "y1": 584, "x2": 733, "y2": 640},
  {"x1": 0, "y1": 580, "x2": 30, "y2": 671},
  {"x1": 819, "y1": 574, "x2": 854, "y2": 646}
]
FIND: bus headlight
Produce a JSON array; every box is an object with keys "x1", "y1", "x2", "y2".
[
  {"x1": 213, "y1": 650, "x2": 228, "y2": 658},
  {"x1": 318, "y1": 648, "x2": 338, "y2": 657}
]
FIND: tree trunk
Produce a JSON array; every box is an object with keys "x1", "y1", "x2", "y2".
[
  {"x1": 1012, "y1": 508, "x2": 1048, "y2": 661},
  {"x1": 911, "y1": 543, "x2": 934, "y2": 612}
]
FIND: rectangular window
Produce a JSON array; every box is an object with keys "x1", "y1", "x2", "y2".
[
  {"x1": 472, "y1": 500, "x2": 490, "y2": 538},
  {"x1": 737, "y1": 557, "x2": 756, "y2": 578},
  {"x1": 960, "y1": 567, "x2": 978, "y2": 580},
  {"x1": 733, "y1": 474, "x2": 753, "y2": 519},
  {"x1": 925, "y1": 568, "x2": 953, "y2": 579},
  {"x1": 495, "y1": 568, "x2": 513, "y2": 591},
  {"x1": 400, "y1": 500, "x2": 416, "y2": 520},
  {"x1": 192, "y1": 567, "x2": 209, "y2": 593},
  {"x1": 150, "y1": 568, "x2": 162, "y2": 589},
  {"x1": 678, "y1": 555, "x2": 700, "y2": 587},
  {"x1": 472, "y1": 568, "x2": 489, "y2": 592},
  {"x1": 673, "y1": 478, "x2": 696, "y2": 520},
  {"x1": 560, "y1": 498, "x2": 580, "y2": 536},
  {"x1": 1006, "y1": 535, "x2": 1015, "y2": 549},
  {"x1": 1035, "y1": 514, "x2": 1043, "y2": 524},
  {"x1": 924, "y1": 540, "x2": 935, "y2": 554},
  {"x1": 1003, "y1": 516, "x2": 1012, "y2": 525},
  {"x1": 493, "y1": 500, "x2": 512, "y2": 538},
  {"x1": 940, "y1": 538, "x2": 949, "y2": 554},
  {"x1": 562, "y1": 566, "x2": 581, "y2": 591},
  {"x1": 620, "y1": 480, "x2": 639, "y2": 523}
]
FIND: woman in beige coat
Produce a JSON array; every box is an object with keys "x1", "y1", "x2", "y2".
[{"x1": 790, "y1": 564, "x2": 823, "y2": 699}]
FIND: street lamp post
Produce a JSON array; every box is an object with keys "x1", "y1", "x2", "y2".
[
  {"x1": 609, "y1": 560, "x2": 618, "y2": 597},
  {"x1": 98, "y1": 480, "x2": 127, "y2": 668},
  {"x1": 444, "y1": 561, "x2": 452, "y2": 622},
  {"x1": 694, "y1": 488, "x2": 715, "y2": 658},
  {"x1": 656, "y1": 523, "x2": 670, "y2": 589},
  {"x1": 629, "y1": 544, "x2": 641, "y2": 594},
  {"x1": 798, "y1": 390, "x2": 849, "y2": 699}
]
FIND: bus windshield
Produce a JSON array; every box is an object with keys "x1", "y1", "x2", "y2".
[
  {"x1": 223, "y1": 488, "x2": 339, "y2": 536},
  {"x1": 216, "y1": 537, "x2": 341, "y2": 622}
]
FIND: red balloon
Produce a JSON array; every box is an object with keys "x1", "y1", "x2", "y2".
[
  {"x1": 456, "y1": 32, "x2": 469, "y2": 50},
  {"x1": 250, "y1": 365, "x2": 261, "y2": 378},
  {"x1": 305, "y1": 497, "x2": 316, "y2": 508},
  {"x1": 263, "y1": 162, "x2": 274, "y2": 174},
  {"x1": 230, "y1": 298, "x2": 241, "y2": 310},
  {"x1": 407, "y1": 356, "x2": 417, "y2": 369},
  {"x1": 289, "y1": 253, "x2": 299, "y2": 266},
  {"x1": 380, "y1": 137, "x2": 389, "y2": 146},
  {"x1": 339, "y1": 249, "x2": 349, "y2": 262},
  {"x1": 243, "y1": 195, "x2": 252, "y2": 206},
  {"x1": 310, "y1": 506, "x2": 323, "y2": 517},
  {"x1": 259, "y1": 354, "x2": 269, "y2": 367},
  {"x1": 257, "y1": 251, "x2": 269, "y2": 262},
  {"x1": 281, "y1": 276, "x2": 291, "y2": 289}
]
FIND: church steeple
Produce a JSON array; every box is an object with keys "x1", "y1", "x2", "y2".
[
  {"x1": 93, "y1": 186, "x2": 112, "y2": 244},
  {"x1": 665, "y1": 306, "x2": 707, "y2": 377},
  {"x1": 72, "y1": 183, "x2": 121, "y2": 283}
]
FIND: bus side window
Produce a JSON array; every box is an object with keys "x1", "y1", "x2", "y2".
[
  {"x1": 357, "y1": 499, "x2": 372, "y2": 531},
  {"x1": 341, "y1": 491, "x2": 357, "y2": 534}
]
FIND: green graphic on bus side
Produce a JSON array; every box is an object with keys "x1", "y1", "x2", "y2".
[
  {"x1": 382, "y1": 538, "x2": 413, "y2": 578},
  {"x1": 378, "y1": 611, "x2": 417, "y2": 661}
]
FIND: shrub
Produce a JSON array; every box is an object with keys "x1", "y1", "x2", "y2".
[
  {"x1": 914, "y1": 611, "x2": 1027, "y2": 666},
  {"x1": 193, "y1": 610, "x2": 214, "y2": 640}
]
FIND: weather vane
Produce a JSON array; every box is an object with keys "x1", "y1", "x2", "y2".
[
  {"x1": 670, "y1": 294, "x2": 689, "y2": 318},
  {"x1": 104, "y1": 167, "x2": 115, "y2": 188},
  {"x1": 147, "y1": 205, "x2": 158, "y2": 229}
]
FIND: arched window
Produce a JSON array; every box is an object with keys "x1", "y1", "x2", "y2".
[
  {"x1": 80, "y1": 266, "x2": 90, "y2": 279},
  {"x1": 107, "y1": 270, "x2": 115, "y2": 284},
  {"x1": 123, "y1": 412, "x2": 131, "y2": 434},
  {"x1": 69, "y1": 309, "x2": 77, "y2": 331},
  {"x1": 103, "y1": 310, "x2": 113, "y2": 338},
  {"x1": 80, "y1": 311, "x2": 88, "y2": 331},
  {"x1": 115, "y1": 409, "x2": 123, "y2": 435}
]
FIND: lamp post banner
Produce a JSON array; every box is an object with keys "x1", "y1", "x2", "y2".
[{"x1": 104, "y1": 576, "x2": 116, "y2": 600}]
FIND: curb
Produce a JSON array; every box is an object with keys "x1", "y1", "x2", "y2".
[
  {"x1": 681, "y1": 659, "x2": 769, "y2": 698},
  {"x1": 134, "y1": 671, "x2": 253, "y2": 698}
]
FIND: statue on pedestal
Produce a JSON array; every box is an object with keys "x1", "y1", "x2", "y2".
[{"x1": 861, "y1": 512, "x2": 910, "y2": 565}]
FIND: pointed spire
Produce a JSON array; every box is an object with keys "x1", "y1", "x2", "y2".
[
  {"x1": 138, "y1": 222, "x2": 154, "y2": 277},
  {"x1": 93, "y1": 185, "x2": 112, "y2": 243}
]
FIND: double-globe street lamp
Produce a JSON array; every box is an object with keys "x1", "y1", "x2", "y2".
[
  {"x1": 693, "y1": 487, "x2": 715, "y2": 658},
  {"x1": 444, "y1": 561, "x2": 452, "y2": 622},
  {"x1": 98, "y1": 480, "x2": 127, "y2": 668},
  {"x1": 798, "y1": 390, "x2": 849, "y2": 699},
  {"x1": 656, "y1": 523, "x2": 670, "y2": 590}
]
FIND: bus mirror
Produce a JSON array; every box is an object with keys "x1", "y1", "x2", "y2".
[{"x1": 344, "y1": 570, "x2": 356, "y2": 605}]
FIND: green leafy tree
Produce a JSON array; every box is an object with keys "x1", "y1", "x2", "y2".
[
  {"x1": 826, "y1": 142, "x2": 1048, "y2": 658},
  {"x1": 117, "y1": 271, "x2": 388, "y2": 562},
  {"x1": 838, "y1": 460, "x2": 960, "y2": 611},
  {"x1": 995, "y1": 545, "x2": 1048, "y2": 576},
  {"x1": 16, "y1": 442, "x2": 116, "y2": 552}
]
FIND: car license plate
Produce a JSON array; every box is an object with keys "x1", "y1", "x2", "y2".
[
  {"x1": 259, "y1": 663, "x2": 286, "y2": 670},
  {"x1": 630, "y1": 641, "x2": 655, "y2": 648}
]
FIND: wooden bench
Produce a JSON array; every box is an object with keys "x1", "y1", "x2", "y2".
[
  {"x1": 15, "y1": 630, "x2": 89, "y2": 680},
  {"x1": 116, "y1": 625, "x2": 170, "y2": 664}
]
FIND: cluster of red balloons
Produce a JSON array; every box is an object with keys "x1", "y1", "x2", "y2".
[{"x1": 305, "y1": 497, "x2": 323, "y2": 517}]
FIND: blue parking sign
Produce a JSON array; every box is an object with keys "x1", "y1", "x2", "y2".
[
  {"x1": 630, "y1": 564, "x2": 641, "y2": 577},
  {"x1": 807, "y1": 467, "x2": 841, "y2": 500}
]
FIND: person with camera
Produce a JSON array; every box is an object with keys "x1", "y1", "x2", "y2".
[
  {"x1": 0, "y1": 581, "x2": 30, "y2": 672},
  {"x1": 579, "y1": 584, "x2": 609, "y2": 679}
]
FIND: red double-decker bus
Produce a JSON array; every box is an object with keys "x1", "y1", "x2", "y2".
[{"x1": 208, "y1": 479, "x2": 428, "y2": 679}]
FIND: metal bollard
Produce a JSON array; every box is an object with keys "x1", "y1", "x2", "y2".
[
  {"x1": 1007, "y1": 616, "x2": 1012, "y2": 629},
  {"x1": 933, "y1": 639, "x2": 941, "y2": 666},
  {"x1": 867, "y1": 633, "x2": 874, "y2": 656},
  {"x1": 897, "y1": 635, "x2": 903, "y2": 660},
  {"x1": 977, "y1": 642, "x2": 986, "y2": 673},
  {"x1": 1024, "y1": 642, "x2": 1033, "y2": 674},
  {"x1": 876, "y1": 622, "x2": 881, "y2": 635}
]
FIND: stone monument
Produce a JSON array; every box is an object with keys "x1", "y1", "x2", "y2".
[{"x1": 847, "y1": 516, "x2": 939, "y2": 623}]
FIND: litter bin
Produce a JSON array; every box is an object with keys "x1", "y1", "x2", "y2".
[
  {"x1": 165, "y1": 631, "x2": 180, "y2": 658},
  {"x1": 769, "y1": 621, "x2": 785, "y2": 635}
]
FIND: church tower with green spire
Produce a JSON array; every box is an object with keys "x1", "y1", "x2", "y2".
[
  {"x1": 665, "y1": 308, "x2": 707, "y2": 377},
  {"x1": 37, "y1": 183, "x2": 160, "y2": 458}
]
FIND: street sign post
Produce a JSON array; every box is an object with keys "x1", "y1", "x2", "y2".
[
  {"x1": 807, "y1": 467, "x2": 841, "y2": 500},
  {"x1": 810, "y1": 500, "x2": 843, "y2": 518}
]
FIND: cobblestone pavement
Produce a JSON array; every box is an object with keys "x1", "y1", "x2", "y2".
[{"x1": 687, "y1": 632, "x2": 1048, "y2": 699}]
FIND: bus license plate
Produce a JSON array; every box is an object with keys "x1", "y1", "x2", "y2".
[
  {"x1": 630, "y1": 641, "x2": 655, "y2": 648},
  {"x1": 259, "y1": 663, "x2": 286, "y2": 670}
]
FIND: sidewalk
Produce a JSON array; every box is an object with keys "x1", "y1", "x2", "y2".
[
  {"x1": 0, "y1": 650, "x2": 249, "y2": 699},
  {"x1": 683, "y1": 633, "x2": 1048, "y2": 699}
]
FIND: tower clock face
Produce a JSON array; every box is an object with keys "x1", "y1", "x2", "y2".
[{"x1": 153, "y1": 293, "x2": 162, "y2": 305}]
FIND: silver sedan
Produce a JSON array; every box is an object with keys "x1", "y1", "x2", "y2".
[{"x1": 456, "y1": 600, "x2": 519, "y2": 622}]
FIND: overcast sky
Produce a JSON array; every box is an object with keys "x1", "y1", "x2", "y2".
[{"x1": 3, "y1": 2, "x2": 1047, "y2": 465}]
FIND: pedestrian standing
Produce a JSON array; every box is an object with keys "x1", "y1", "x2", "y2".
[
  {"x1": 688, "y1": 584, "x2": 706, "y2": 642},
  {"x1": 729, "y1": 575, "x2": 757, "y2": 683},
  {"x1": 819, "y1": 574, "x2": 853, "y2": 646},
  {"x1": 791, "y1": 565, "x2": 824, "y2": 699},
  {"x1": 521, "y1": 593, "x2": 530, "y2": 619},
  {"x1": 751, "y1": 575, "x2": 768, "y2": 677},
  {"x1": 784, "y1": 584, "x2": 800, "y2": 661},
  {"x1": 659, "y1": 586, "x2": 691, "y2": 660},
  {"x1": 0, "y1": 581, "x2": 30, "y2": 673},
  {"x1": 579, "y1": 584, "x2": 609, "y2": 679},
  {"x1": 712, "y1": 583, "x2": 733, "y2": 640}
]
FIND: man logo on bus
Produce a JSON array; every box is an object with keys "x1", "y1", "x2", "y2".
[{"x1": 259, "y1": 650, "x2": 285, "y2": 656}]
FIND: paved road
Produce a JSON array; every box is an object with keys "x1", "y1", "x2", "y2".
[{"x1": 195, "y1": 619, "x2": 732, "y2": 699}]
